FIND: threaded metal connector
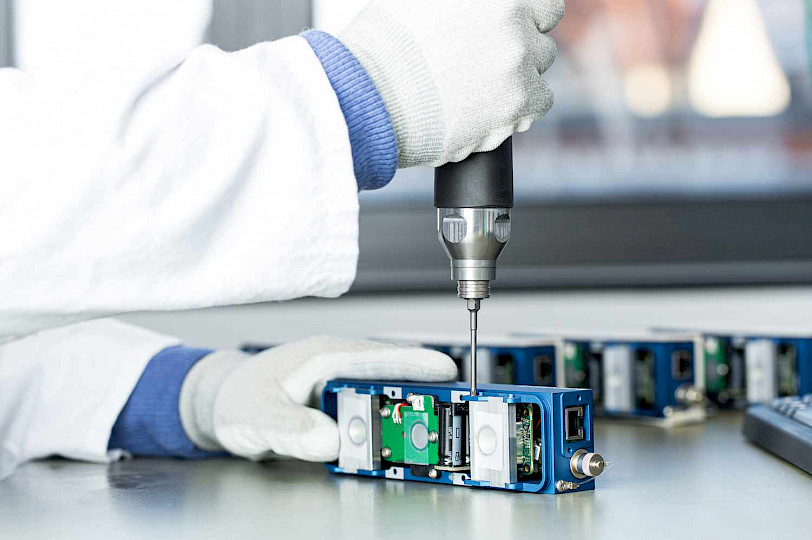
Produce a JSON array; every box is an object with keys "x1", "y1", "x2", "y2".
[{"x1": 457, "y1": 280, "x2": 490, "y2": 300}]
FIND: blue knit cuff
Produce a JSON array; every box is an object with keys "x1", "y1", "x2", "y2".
[
  {"x1": 302, "y1": 30, "x2": 397, "y2": 191},
  {"x1": 108, "y1": 345, "x2": 225, "y2": 459}
]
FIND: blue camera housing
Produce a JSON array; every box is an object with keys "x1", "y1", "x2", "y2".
[{"x1": 322, "y1": 380, "x2": 598, "y2": 494}]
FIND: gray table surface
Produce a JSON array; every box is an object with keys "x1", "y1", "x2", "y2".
[
  {"x1": 4, "y1": 288, "x2": 812, "y2": 539},
  {"x1": 1, "y1": 412, "x2": 809, "y2": 540}
]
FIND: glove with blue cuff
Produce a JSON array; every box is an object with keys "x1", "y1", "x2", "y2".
[
  {"x1": 339, "y1": 0, "x2": 565, "y2": 168},
  {"x1": 178, "y1": 336, "x2": 457, "y2": 462}
]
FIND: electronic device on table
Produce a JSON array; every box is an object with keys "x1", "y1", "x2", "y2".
[
  {"x1": 379, "y1": 331, "x2": 706, "y2": 426},
  {"x1": 322, "y1": 380, "x2": 606, "y2": 494},
  {"x1": 653, "y1": 328, "x2": 812, "y2": 409}
]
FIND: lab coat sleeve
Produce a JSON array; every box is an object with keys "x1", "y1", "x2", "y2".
[
  {"x1": 0, "y1": 36, "x2": 361, "y2": 339},
  {"x1": 0, "y1": 319, "x2": 181, "y2": 480}
]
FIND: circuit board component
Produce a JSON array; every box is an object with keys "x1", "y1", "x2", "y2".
[
  {"x1": 564, "y1": 343, "x2": 588, "y2": 388},
  {"x1": 516, "y1": 404, "x2": 537, "y2": 476},
  {"x1": 635, "y1": 349, "x2": 656, "y2": 410},
  {"x1": 380, "y1": 395, "x2": 440, "y2": 466},
  {"x1": 438, "y1": 403, "x2": 468, "y2": 469},
  {"x1": 325, "y1": 381, "x2": 604, "y2": 494},
  {"x1": 777, "y1": 344, "x2": 800, "y2": 396}
]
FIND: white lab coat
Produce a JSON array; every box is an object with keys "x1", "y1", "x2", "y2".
[{"x1": 0, "y1": 1, "x2": 361, "y2": 478}]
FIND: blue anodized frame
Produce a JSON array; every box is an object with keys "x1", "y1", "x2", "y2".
[{"x1": 322, "y1": 380, "x2": 597, "y2": 494}]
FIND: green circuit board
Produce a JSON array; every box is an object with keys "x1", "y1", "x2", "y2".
[
  {"x1": 564, "y1": 343, "x2": 589, "y2": 388},
  {"x1": 516, "y1": 404, "x2": 535, "y2": 476},
  {"x1": 380, "y1": 396, "x2": 440, "y2": 465},
  {"x1": 703, "y1": 337, "x2": 729, "y2": 394}
]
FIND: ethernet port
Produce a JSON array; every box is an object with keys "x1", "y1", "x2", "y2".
[
  {"x1": 494, "y1": 353, "x2": 516, "y2": 384},
  {"x1": 565, "y1": 406, "x2": 585, "y2": 443},
  {"x1": 672, "y1": 350, "x2": 692, "y2": 381},
  {"x1": 534, "y1": 355, "x2": 555, "y2": 386}
]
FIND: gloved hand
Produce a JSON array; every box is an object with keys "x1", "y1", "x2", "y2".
[
  {"x1": 339, "y1": 0, "x2": 565, "y2": 168},
  {"x1": 179, "y1": 336, "x2": 457, "y2": 461}
]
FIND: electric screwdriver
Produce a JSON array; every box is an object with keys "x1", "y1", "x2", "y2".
[{"x1": 434, "y1": 138, "x2": 513, "y2": 395}]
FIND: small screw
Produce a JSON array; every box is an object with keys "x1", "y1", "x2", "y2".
[
  {"x1": 428, "y1": 431, "x2": 439, "y2": 443},
  {"x1": 428, "y1": 469, "x2": 439, "y2": 479},
  {"x1": 380, "y1": 407, "x2": 391, "y2": 418},
  {"x1": 522, "y1": 407, "x2": 530, "y2": 417},
  {"x1": 523, "y1": 464, "x2": 531, "y2": 474},
  {"x1": 556, "y1": 480, "x2": 578, "y2": 492},
  {"x1": 381, "y1": 447, "x2": 392, "y2": 459}
]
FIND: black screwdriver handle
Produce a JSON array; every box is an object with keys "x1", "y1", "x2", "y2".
[{"x1": 434, "y1": 137, "x2": 514, "y2": 209}]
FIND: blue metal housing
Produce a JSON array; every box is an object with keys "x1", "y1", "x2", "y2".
[
  {"x1": 421, "y1": 335, "x2": 699, "y2": 420},
  {"x1": 428, "y1": 343, "x2": 558, "y2": 386},
  {"x1": 743, "y1": 334, "x2": 812, "y2": 400},
  {"x1": 684, "y1": 332, "x2": 812, "y2": 408},
  {"x1": 599, "y1": 339, "x2": 696, "y2": 419},
  {"x1": 322, "y1": 380, "x2": 597, "y2": 494}
]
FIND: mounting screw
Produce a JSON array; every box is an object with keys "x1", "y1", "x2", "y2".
[
  {"x1": 556, "y1": 480, "x2": 578, "y2": 492},
  {"x1": 428, "y1": 431, "x2": 439, "y2": 443},
  {"x1": 380, "y1": 407, "x2": 391, "y2": 418},
  {"x1": 428, "y1": 469, "x2": 440, "y2": 479},
  {"x1": 381, "y1": 447, "x2": 392, "y2": 459},
  {"x1": 523, "y1": 464, "x2": 531, "y2": 474}
]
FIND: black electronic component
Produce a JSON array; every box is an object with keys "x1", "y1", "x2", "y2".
[
  {"x1": 534, "y1": 355, "x2": 555, "y2": 386},
  {"x1": 439, "y1": 404, "x2": 453, "y2": 466},
  {"x1": 672, "y1": 350, "x2": 692, "y2": 380},
  {"x1": 437, "y1": 403, "x2": 467, "y2": 468},
  {"x1": 409, "y1": 465, "x2": 434, "y2": 478},
  {"x1": 452, "y1": 405, "x2": 466, "y2": 466}
]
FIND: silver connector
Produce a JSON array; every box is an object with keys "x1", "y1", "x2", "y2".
[
  {"x1": 570, "y1": 449, "x2": 606, "y2": 479},
  {"x1": 675, "y1": 385, "x2": 704, "y2": 406}
]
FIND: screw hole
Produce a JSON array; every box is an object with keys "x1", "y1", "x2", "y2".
[{"x1": 577, "y1": 395, "x2": 582, "y2": 402}]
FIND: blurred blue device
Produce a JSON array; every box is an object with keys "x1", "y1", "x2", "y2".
[
  {"x1": 379, "y1": 332, "x2": 705, "y2": 426},
  {"x1": 653, "y1": 328, "x2": 812, "y2": 408},
  {"x1": 743, "y1": 394, "x2": 812, "y2": 474},
  {"x1": 547, "y1": 332, "x2": 705, "y2": 426},
  {"x1": 321, "y1": 380, "x2": 606, "y2": 494},
  {"x1": 375, "y1": 334, "x2": 557, "y2": 386}
]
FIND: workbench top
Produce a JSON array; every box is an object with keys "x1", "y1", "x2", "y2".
[
  {"x1": 3, "y1": 287, "x2": 811, "y2": 538},
  {"x1": 2, "y1": 413, "x2": 809, "y2": 540}
]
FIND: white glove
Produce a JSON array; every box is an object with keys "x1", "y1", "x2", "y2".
[
  {"x1": 339, "y1": 0, "x2": 565, "y2": 168},
  {"x1": 179, "y1": 336, "x2": 458, "y2": 461}
]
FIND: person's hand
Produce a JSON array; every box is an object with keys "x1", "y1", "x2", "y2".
[
  {"x1": 339, "y1": 0, "x2": 565, "y2": 168},
  {"x1": 179, "y1": 336, "x2": 457, "y2": 461}
]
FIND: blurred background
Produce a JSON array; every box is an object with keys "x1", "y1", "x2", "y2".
[{"x1": 2, "y1": 0, "x2": 811, "y2": 296}]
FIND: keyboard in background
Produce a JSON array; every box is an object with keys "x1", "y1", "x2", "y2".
[{"x1": 743, "y1": 395, "x2": 812, "y2": 474}]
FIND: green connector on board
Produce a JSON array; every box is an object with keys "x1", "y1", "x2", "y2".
[
  {"x1": 564, "y1": 343, "x2": 589, "y2": 388},
  {"x1": 380, "y1": 396, "x2": 440, "y2": 466},
  {"x1": 704, "y1": 338, "x2": 729, "y2": 394}
]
